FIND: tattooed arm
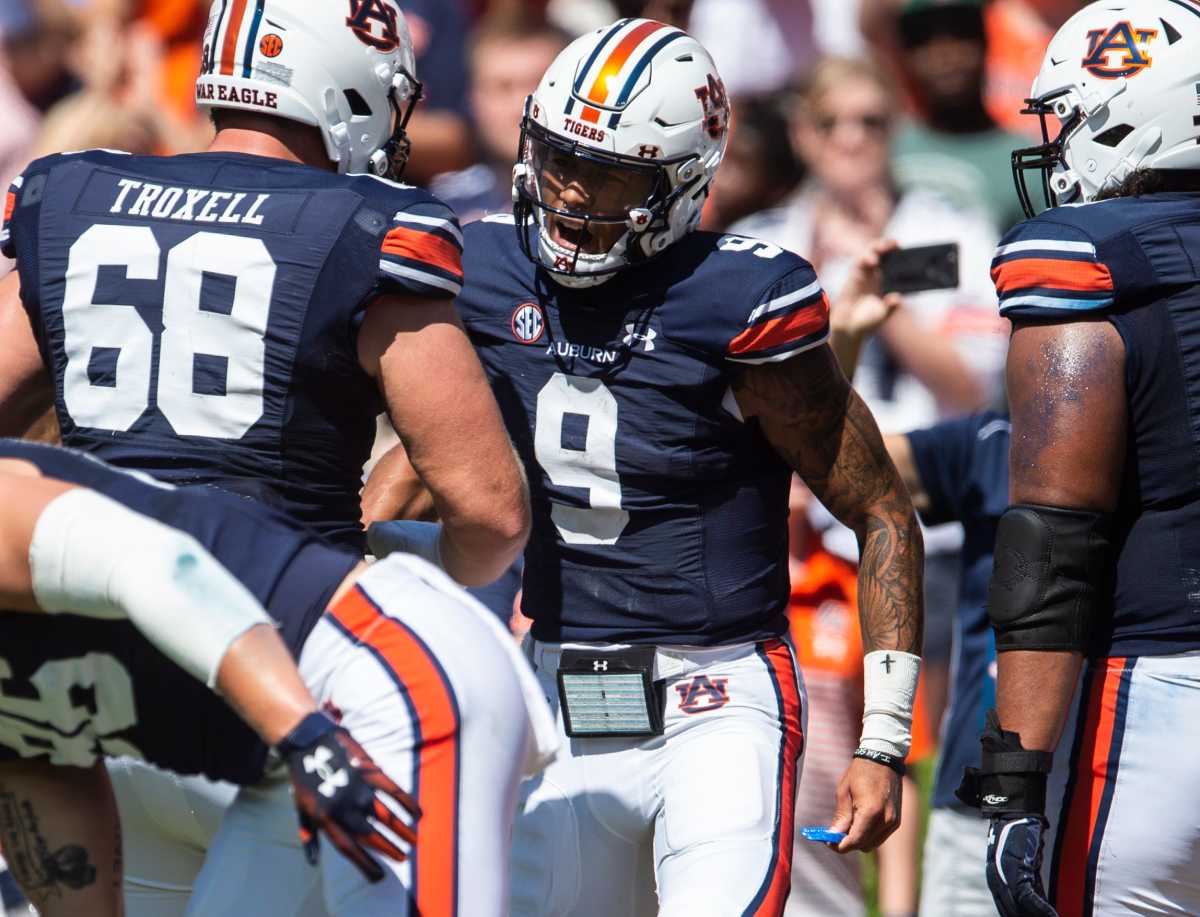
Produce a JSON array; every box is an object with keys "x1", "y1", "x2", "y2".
[
  {"x1": 734, "y1": 343, "x2": 923, "y2": 853},
  {"x1": 0, "y1": 761, "x2": 118, "y2": 917},
  {"x1": 734, "y1": 344, "x2": 924, "y2": 655}
]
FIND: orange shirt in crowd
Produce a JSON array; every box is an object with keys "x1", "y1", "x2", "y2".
[
  {"x1": 138, "y1": 0, "x2": 207, "y2": 118},
  {"x1": 984, "y1": 0, "x2": 1055, "y2": 139}
]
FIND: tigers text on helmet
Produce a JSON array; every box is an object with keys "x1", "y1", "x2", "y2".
[
  {"x1": 196, "y1": 0, "x2": 422, "y2": 179},
  {"x1": 1013, "y1": 0, "x2": 1200, "y2": 217},
  {"x1": 513, "y1": 18, "x2": 730, "y2": 288}
]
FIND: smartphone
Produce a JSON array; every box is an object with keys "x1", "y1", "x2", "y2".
[{"x1": 879, "y1": 242, "x2": 959, "y2": 294}]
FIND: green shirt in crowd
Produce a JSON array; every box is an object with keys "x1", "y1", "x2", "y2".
[{"x1": 891, "y1": 119, "x2": 1030, "y2": 236}]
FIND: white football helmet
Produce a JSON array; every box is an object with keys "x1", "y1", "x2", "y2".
[
  {"x1": 513, "y1": 18, "x2": 730, "y2": 287},
  {"x1": 1013, "y1": 0, "x2": 1200, "y2": 216},
  {"x1": 195, "y1": 0, "x2": 421, "y2": 178}
]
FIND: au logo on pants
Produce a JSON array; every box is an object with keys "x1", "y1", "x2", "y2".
[{"x1": 675, "y1": 674, "x2": 730, "y2": 714}]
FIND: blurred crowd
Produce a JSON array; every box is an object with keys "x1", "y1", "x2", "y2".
[{"x1": 0, "y1": 0, "x2": 1087, "y2": 914}]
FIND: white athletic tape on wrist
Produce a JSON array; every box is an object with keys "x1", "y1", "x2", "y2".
[
  {"x1": 859, "y1": 650, "x2": 921, "y2": 760},
  {"x1": 366, "y1": 520, "x2": 445, "y2": 570},
  {"x1": 29, "y1": 489, "x2": 271, "y2": 687}
]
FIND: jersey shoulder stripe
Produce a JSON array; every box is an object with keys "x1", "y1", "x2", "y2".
[
  {"x1": 726, "y1": 266, "x2": 829, "y2": 364},
  {"x1": 992, "y1": 217, "x2": 1114, "y2": 318},
  {"x1": 351, "y1": 181, "x2": 464, "y2": 300}
]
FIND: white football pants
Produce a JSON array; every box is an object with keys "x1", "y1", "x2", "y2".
[
  {"x1": 511, "y1": 636, "x2": 806, "y2": 917},
  {"x1": 113, "y1": 556, "x2": 557, "y2": 917}
]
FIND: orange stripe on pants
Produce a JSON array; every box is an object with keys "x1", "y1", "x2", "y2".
[
  {"x1": 329, "y1": 587, "x2": 461, "y2": 917},
  {"x1": 1052, "y1": 658, "x2": 1128, "y2": 917},
  {"x1": 752, "y1": 638, "x2": 804, "y2": 916}
]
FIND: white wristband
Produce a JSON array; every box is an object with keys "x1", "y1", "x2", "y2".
[
  {"x1": 29, "y1": 489, "x2": 272, "y2": 687},
  {"x1": 859, "y1": 650, "x2": 921, "y2": 760}
]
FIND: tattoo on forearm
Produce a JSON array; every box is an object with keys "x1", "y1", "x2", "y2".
[
  {"x1": 0, "y1": 790, "x2": 97, "y2": 908},
  {"x1": 735, "y1": 348, "x2": 924, "y2": 654}
]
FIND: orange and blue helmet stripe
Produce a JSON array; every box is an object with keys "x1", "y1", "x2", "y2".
[{"x1": 565, "y1": 20, "x2": 687, "y2": 129}]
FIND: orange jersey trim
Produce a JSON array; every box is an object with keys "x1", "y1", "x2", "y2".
[
  {"x1": 3, "y1": 190, "x2": 14, "y2": 223},
  {"x1": 585, "y1": 20, "x2": 666, "y2": 106},
  {"x1": 992, "y1": 257, "x2": 1114, "y2": 294},
  {"x1": 219, "y1": 0, "x2": 249, "y2": 77},
  {"x1": 1052, "y1": 658, "x2": 1128, "y2": 917},
  {"x1": 751, "y1": 638, "x2": 804, "y2": 916},
  {"x1": 329, "y1": 588, "x2": 461, "y2": 917},
  {"x1": 382, "y1": 226, "x2": 463, "y2": 278},
  {"x1": 728, "y1": 295, "x2": 829, "y2": 356}
]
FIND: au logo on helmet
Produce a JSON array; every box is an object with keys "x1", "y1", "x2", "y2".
[
  {"x1": 346, "y1": 0, "x2": 401, "y2": 52},
  {"x1": 1081, "y1": 22, "x2": 1158, "y2": 79}
]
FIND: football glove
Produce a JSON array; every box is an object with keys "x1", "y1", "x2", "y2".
[
  {"x1": 278, "y1": 712, "x2": 419, "y2": 882},
  {"x1": 987, "y1": 815, "x2": 1057, "y2": 917},
  {"x1": 957, "y1": 709, "x2": 1057, "y2": 917}
]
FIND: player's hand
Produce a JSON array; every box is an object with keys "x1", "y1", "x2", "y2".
[
  {"x1": 278, "y1": 712, "x2": 420, "y2": 882},
  {"x1": 829, "y1": 756, "x2": 901, "y2": 852},
  {"x1": 987, "y1": 815, "x2": 1058, "y2": 917}
]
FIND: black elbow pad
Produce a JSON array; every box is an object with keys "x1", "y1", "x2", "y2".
[{"x1": 987, "y1": 504, "x2": 1114, "y2": 653}]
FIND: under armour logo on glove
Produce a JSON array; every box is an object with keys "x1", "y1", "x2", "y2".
[
  {"x1": 303, "y1": 746, "x2": 350, "y2": 798},
  {"x1": 279, "y1": 712, "x2": 420, "y2": 883}
]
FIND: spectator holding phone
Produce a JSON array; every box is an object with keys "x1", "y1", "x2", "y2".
[{"x1": 733, "y1": 55, "x2": 1005, "y2": 730}]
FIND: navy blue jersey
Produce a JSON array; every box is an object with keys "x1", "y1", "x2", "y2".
[
  {"x1": 458, "y1": 217, "x2": 830, "y2": 645},
  {"x1": 907, "y1": 413, "x2": 1009, "y2": 809},
  {"x1": 1, "y1": 149, "x2": 464, "y2": 548},
  {"x1": 993, "y1": 194, "x2": 1200, "y2": 657},
  {"x1": 0, "y1": 440, "x2": 360, "y2": 784}
]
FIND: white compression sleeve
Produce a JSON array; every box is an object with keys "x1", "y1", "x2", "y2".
[
  {"x1": 859, "y1": 650, "x2": 921, "y2": 760},
  {"x1": 29, "y1": 489, "x2": 272, "y2": 687}
]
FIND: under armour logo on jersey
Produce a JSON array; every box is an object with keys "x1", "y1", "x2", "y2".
[
  {"x1": 1082, "y1": 23, "x2": 1158, "y2": 79},
  {"x1": 623, "y1": 323, "x2": 657, "y2": 352},
  {"x1": 346, "y1": 0, "x2": 402, "y2": 52},
  {"x1": 304, "y1": 746, "x2": 350, "y2": 798},
  {"x1": 593, "y1": 660, "x2": 609, "y2": 672},
  {"x1": 675, "y1": 675, "x2": 730, "y2": 714}
]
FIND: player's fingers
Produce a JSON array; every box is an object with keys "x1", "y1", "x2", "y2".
[
  {"x1": 361, "y1": 821, "x2": 410, "y2": 864},
  {"x1": 325, "y1": 819, "x2": 385, "y2": 883},
  {"x1": 373, "y1": 796, "x2": 417, "y2": 847},
  {"x1": 883, "y1": 292, "x2": 903, "y2": 312},
  {"x1": 838, "y1": 800, "x2": 883, "y2": 853},
  {"x1": 829, "y1": 779, "x2": 853, "y2": 835},
  {"x1": 366, "y1": 770, "x2": 421, "y2": 821},
  {"x1": 296, "y1": 809, "x2": 320, "y2": 866}
]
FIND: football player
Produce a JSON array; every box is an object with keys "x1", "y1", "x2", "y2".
[
  {"x1": 0, "y1": 439, "x2": 556, "y2": 917},
  {"x1": 368, "y1": 20, "x2": 925, "y2": 915},
  {"x1": 0, "y1": 3, "x2": 531, "y2": 911},
  {"x1": 954, "y1": 2, "x2": 1200, "y2": 915},
  {"x1": 0, "y1": 0, "x2": 528, "y2": 576}
]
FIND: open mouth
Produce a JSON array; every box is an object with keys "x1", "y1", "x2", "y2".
[{"x1": 548, "y1": 215, "x2": 595, "y2": 252}]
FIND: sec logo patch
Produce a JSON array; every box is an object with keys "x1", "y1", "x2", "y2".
[
  {"x1": 259, "y1": 34, "x2": 284, "y2": 58},
  {"x1": 511, "y1": 302, "x2": 545, "y2": 344}
]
